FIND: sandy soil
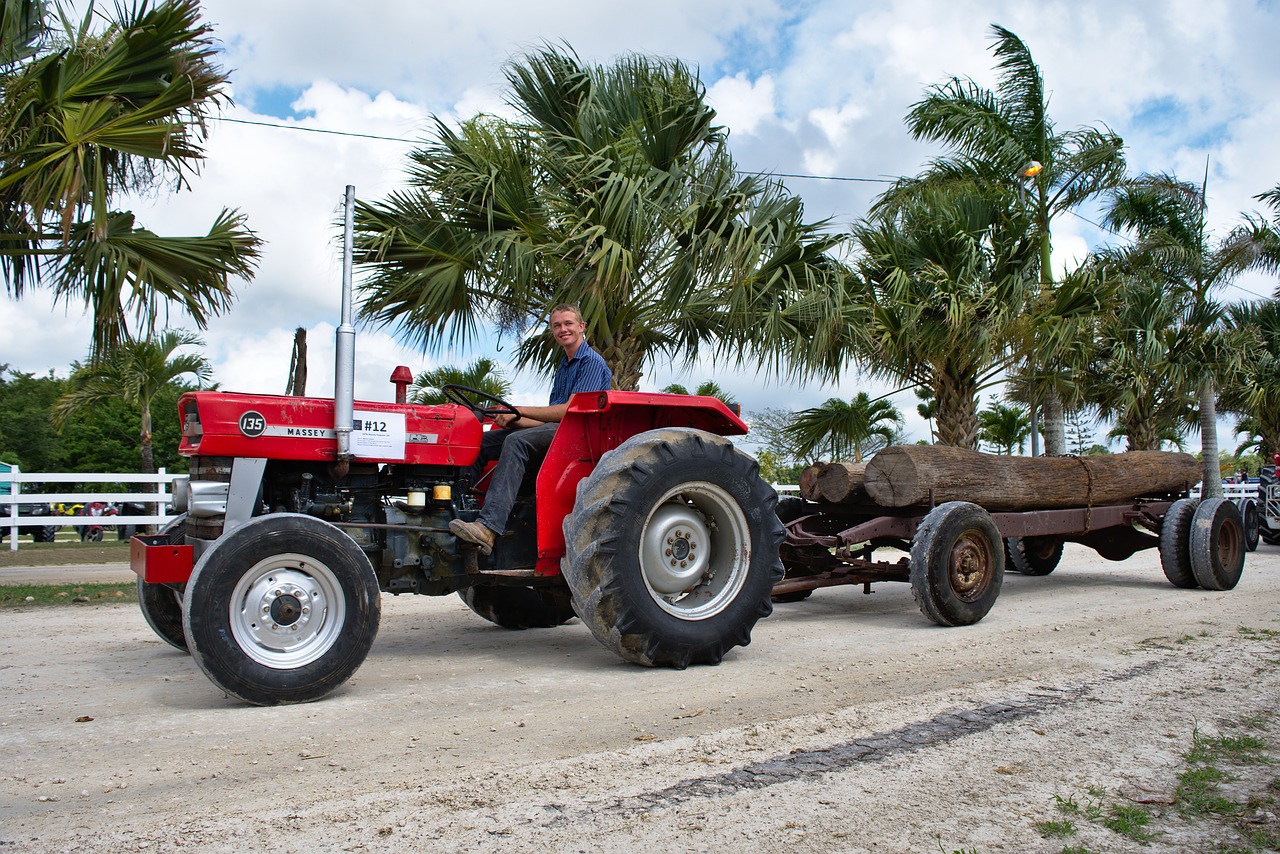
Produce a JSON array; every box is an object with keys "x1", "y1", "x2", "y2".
[{"x1": 2, "y1": 543, "x2": 1279, "y2": 852}]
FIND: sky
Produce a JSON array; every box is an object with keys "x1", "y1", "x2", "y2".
[{"x1": 3, "y1": 0, "x2": 1278, "y2": 452}]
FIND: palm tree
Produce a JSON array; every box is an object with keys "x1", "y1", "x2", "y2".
[
  {"x1": 897, "y1": 24, "x2": 1127, "y2": 453},
  {"x1": 785, "y1": 391, "x2": 903, "y2": 463},
  {"x1": 660, "y1": 380, "x2": 737, "y2": 408},
  {"x1": 353, "y1": 45, "x2": 843, "y2": 390},
  {"x1": 0, "y1": 0, "x2": 260, "y2": 355},
  {"x1": 1222, "y1": 298, "x2": 1280, "y2": 462},
  {"x1": 410, "y1": 357, "x2": 510, "y2": 405},
  {"x1": 914, "y1": 386, "x2": 937, "y2": 444},
  {"x1": 54, "y1": 330, "x2": 211, "y2": 472},
  {"x1": 840, "y1": 179, "x2": 1042, "y2": 448},
  {"x1": 1102, "y1": 173, "x2": 1254, "y2": 495},
  {"x1": 978, "y1": 399, "x2": 1030, "y2": 455}
]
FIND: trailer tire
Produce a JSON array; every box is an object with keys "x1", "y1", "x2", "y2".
[
  {"x1": 563, "y1": 428, "x2": 784, "y2": 668},
  {"x1": 1189, "y1": 498, "x2": 1245, "y2": 591},
  {"x1": 910, "y1": 502, "x2": 1003, "y2": 626},
  {"x1": 1237, "y1": 498, "x2": 1259, "y2": 552},
  {"x1": 459, "y1": 584, "x2": 577, "y2": 629},
  {"x1": 1158, "y1": 498, "x2": 1199, "y2": 589},
  {"x1": 183, "y1": 513, "x2": 381, "y2": 705},
  {"x1": 1005, "y1": 536, "x2": 1063, "y2": 576},
  {"x1": 137, "y1": 515, "x2": 190, "y2": 652}
]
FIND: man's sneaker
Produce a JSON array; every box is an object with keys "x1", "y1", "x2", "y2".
[{"x1": 449, "y1": 519, "x2": 496, "y2": 555}]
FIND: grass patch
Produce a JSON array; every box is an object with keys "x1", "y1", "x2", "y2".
[
  {"x1": 0, "y1": 582, "x2": 133, "y2": 607},
  {"x1": 0, "y1": 538, "x2": 131, "y2": 568},
  {"x1": 1238, "y1": 626, "x2": 1280, "y2": 639},
  {"x1": 1102, "y1": 802, "x2": 1154, "y2": 841},
  {"x1": 1033, "y1": 818, "x2": 1076, "y2": 838}
]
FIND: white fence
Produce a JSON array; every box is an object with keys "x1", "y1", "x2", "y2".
[{"x1": 2, "y1": 467, "x2": 177, "y2": 552}]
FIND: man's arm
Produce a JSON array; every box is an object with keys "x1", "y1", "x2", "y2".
[{"x1": 495, "y1": 403, "x2": 568, "y2": 429}]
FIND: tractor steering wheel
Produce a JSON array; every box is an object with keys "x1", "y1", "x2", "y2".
[{"x1": 441, "y1": 384, "x2": 522, "y2": 423}]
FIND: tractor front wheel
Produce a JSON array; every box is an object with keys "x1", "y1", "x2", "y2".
[
  {"x1": 563, "y1": 428, "x2": 784, "y2": 669},
  {"x1": 183, "y1": 514, "x2": 381, "y2": 705}
]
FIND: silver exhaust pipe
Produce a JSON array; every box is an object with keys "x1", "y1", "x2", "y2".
[{"x1": 335, "y1": 184, "x2": 356, "y2": 459}]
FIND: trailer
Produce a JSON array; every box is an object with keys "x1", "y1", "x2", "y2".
[{"x1": 772, "y1": 488, "x2": 1247, "y2": 626}]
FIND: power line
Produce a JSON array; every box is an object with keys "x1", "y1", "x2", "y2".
[{"x1": 219, "y1": 116, "x2": 420, "y2": 144}]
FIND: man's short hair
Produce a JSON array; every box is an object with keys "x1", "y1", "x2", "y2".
[{"x1": 549, "y1": 303, "x2": 583, "y2": 323}]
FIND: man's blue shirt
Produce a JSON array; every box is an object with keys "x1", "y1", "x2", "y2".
[{"x1": 548, "y1": 339, "x2": 612, "y2": 405}]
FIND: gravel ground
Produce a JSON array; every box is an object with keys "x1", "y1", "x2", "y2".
[{"x1": 2, "y1": 543, "x2": 1278, "y2": 852}]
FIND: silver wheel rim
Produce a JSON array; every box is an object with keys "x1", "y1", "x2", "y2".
[
  {"x1": 638, "y1": 482, "x2": 751, "y2": 620},
  {"x1": 228, "y1": 552, "x2": 346, "y2": 669}
]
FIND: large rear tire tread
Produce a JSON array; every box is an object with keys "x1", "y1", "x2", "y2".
[
  {"x1": 910, "y1": 502, "x2": 1003, "y2": 627},
  {"x1": 1159, "y1": 498, "x2": 1199, "y2": 589},
  {"x1": 562, "y1": 428, "x2": 784, "y2": 669},
  {"x1": 1190, "y1": 498, "x2": 1245, "y2": 591},
  {"x1": 459, "y1": 584, "x2": 576, "y2": 629},
  {"x1": 183, "y1": 513, "x2": 381, "y2": 705}
]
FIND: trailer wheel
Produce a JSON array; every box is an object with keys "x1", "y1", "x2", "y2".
[
  {"x1": 1005, "y1": 536, "x2": 1064, "y2": 576},
  {"x1": 183, "y1": 513, "x2": 381, "y2": 705},
  {"x1": 1189, "y1": 498, "x2": 1245, "y2": 591},
  {"x1": 563, "y1": 428, "x2": 784, "y2": 668},
  {"x1": 910, "y1": 502, "x2": 1003, "y2": 626},
  {"x1": 137, "y1": 515, "x2": 190, "y2": 652},
  {"x1": 459, "y1": 584, "x2": 577, "y2": 629},
  {"x1": 1237, "y1": 498, "x2": 1260, "y2": 552},
  {"x1": 1158, "y1": 498, "x2": 1199, "y2": 589}
]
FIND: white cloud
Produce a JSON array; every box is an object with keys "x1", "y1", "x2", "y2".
[{"x1": 707, "y1": 72, "x2": 777, "y2": 135}]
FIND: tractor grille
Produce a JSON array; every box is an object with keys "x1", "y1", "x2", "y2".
[{"x1": 186, "y1": 456, "x2": 232, "y2": 541}]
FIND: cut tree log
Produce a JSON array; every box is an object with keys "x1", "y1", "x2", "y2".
[
  {"x1": 817, "y1": 461, "x2": 868, "y2": 503},
  {"x1": 863, "y1": 445, "x2": 1202, "y2": 510},
  {"x1": 798, "y1": 463, "x2": 825, "y2": 502}
]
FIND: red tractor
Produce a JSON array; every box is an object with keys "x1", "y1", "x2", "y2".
[{"x1": 132, "y1": 381, "x2": 784, "y2": 705}]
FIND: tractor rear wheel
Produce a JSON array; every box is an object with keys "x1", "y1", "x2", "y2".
[
  {"x1": 137, "y1": 515, "x2": 190, "y2": 652},
  {"x1": 183, "y1": 513, "x2": 381, "y2": 705},
  {"x1": 910, "y1": 502, "x2": 1004, "y2": 626},
  {"x1": 459, "y1": 584, "x2": 576, "y2": 629},
  {"x1": 563, "y1": 428, "x2": 784, "y2": 669}
]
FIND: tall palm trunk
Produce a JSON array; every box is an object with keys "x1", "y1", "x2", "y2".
[
  {"x1": 1198, "y1": 376, "x2": 1222, "y2": 499},
  {"x1": 935, "y1": 375, "x2": 979, "y2": 449},
  {"x1": 1042, "y1": 389, "x2": 1066, "y2": 455},
  {"x1": 139, "y1": 398, "x2": 155, "y2": 474}
]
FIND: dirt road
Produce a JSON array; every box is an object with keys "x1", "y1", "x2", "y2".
[{"x1": 3, "y1": 544, "x2": 1279, "y2": 852}]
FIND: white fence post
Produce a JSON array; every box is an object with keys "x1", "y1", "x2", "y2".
[{"x1": 6, "y1": 464, "x2": 18, "y2": 553}]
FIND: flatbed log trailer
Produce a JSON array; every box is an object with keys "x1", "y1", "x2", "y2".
[{"x1": 771, "y1": 485, "x2": 1246, "y2": 627}]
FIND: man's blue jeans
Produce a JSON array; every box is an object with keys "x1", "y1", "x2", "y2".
[{"x1": 469, "y1": 422, "x2": 558, "y2": 533}]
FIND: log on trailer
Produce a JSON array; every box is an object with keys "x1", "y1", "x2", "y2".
[
  {"x1": 817, "y1": 461, "x2": 868, "y2": 503},
  {"x1": 798, "y1": 463, "x2": 825, "y2": 502},
  {"x1": 863, "y1": 445, "x2": 1201, "y2": 510}
]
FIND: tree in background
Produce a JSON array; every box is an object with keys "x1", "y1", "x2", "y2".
[
  {"x1": 1102, "y1": 173, "x2": 1254, "y2": 494},
  {"x1": 0, "y1": 0, "x2": 260, "y2": 355},
  {"x1": 54, "y1": 331, "x2": 210, "y2": 472},
  {"x1": 1222, "y1": 298, "x2": 1280, "y2": 462},
  {"x1": 0, "y1": 364, "x2": 190, "y2": 473},
  {"x1": 914, "y1": 386, "x2": 937, "y2": 444},
  {"x1": 841, "y1": 179, "x2": 1039, "y2": 448},
  {"x1": 353, "y1": 44, "x2": 843, "y2": 390},
  {"x1": 1064, "y1": 409, "x2": 1095, "y2": 456},
  {"x1": 977, "y1": 399, "x2": 1030, "y2": 455},
  {"x1": 785, "y1": 391, "x2": 902, "y2": 463},
  {"x1": 899, "y1": 24, "x2": 1126, "y2": 453},
  {"x1": 660, "y1": 380, "x2": 737, "y2": 408},
  {"x1": 409, "y1": 357, "x2": 510, "y2": 405}
]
